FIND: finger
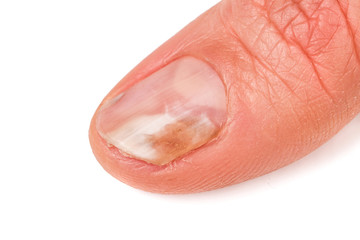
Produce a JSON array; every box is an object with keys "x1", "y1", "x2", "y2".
[{"x1": 89, "y1": 0, "x2": 360, "y2": 193}]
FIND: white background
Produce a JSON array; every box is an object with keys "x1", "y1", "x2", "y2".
[{"x1": 0, "y1": 0, "x2": 359, "y2": 239}]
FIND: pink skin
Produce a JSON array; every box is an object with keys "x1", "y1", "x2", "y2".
[{"x1": 89, "y1": 0, "x2": 360, "y2": 193}]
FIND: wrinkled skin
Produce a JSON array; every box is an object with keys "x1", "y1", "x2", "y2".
[{"x1": 89, "y1": 0, "x2": 360, "y2": 193}]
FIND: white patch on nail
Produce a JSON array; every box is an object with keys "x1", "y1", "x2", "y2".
[
  {"x1": 104, "y1": 112, "x2": 216, "y2": 163},
  {"x1": 106, "y1": 113, "x2": 176, "y2": 160}
]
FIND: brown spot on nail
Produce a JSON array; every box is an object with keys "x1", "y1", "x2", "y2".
[{"x1": 148, "y1": 117, "x2": 219, "y2": 165}]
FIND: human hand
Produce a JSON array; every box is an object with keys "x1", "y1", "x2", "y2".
[{"x1": 89, "y1": 0, "x2": 360, "y2": 193}]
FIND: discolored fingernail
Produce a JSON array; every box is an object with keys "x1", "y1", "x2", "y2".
[{"x1": 96, "y1": 57, "x2": 227, "y2": 165}]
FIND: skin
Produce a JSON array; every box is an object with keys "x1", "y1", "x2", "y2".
[{"x1": 89, "y1": 0, "x2": 360, "y2": 194}]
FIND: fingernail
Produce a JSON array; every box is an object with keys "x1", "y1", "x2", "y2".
[{"x1": 96, "y1": 57, "x2": 227, "y2": 165}]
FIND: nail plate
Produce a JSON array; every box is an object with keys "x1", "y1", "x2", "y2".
[{"x1": 96, "y1": 57, "x2": 227, "y2": 165}]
